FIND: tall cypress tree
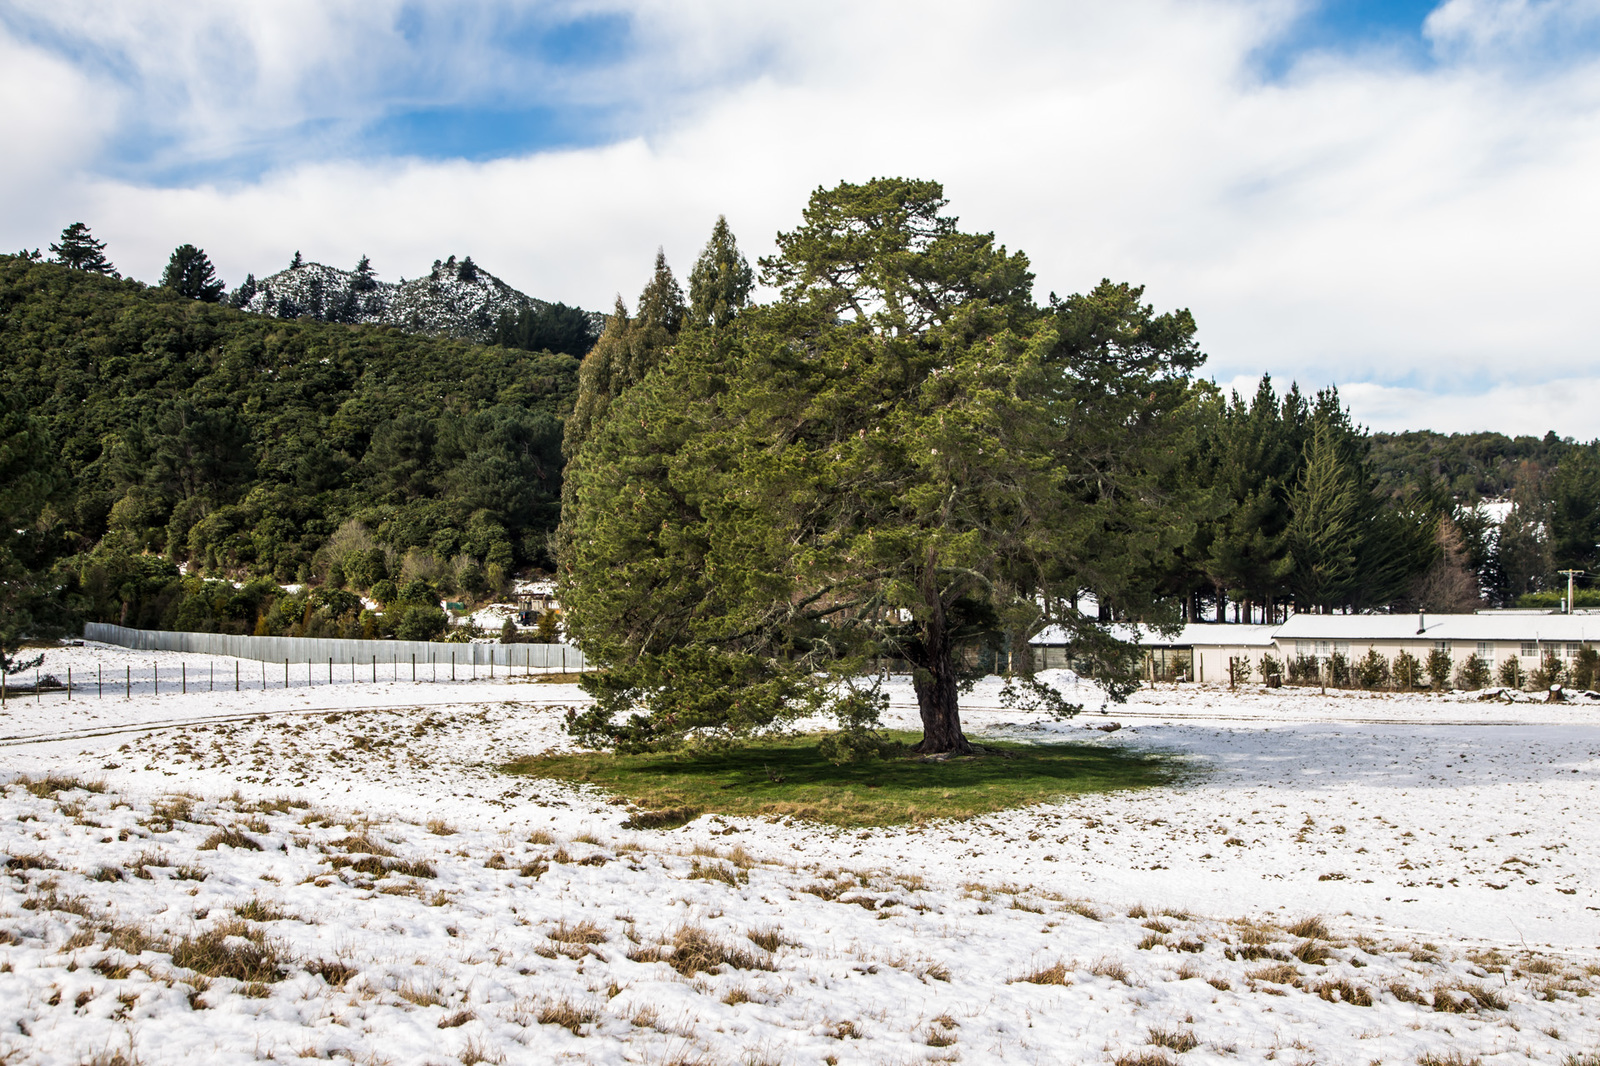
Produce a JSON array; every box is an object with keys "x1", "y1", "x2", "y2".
[
  {"x1": 687, "y1": 216, "x2": 753, "y2": 333},
  {"x1": 160, "y1": 244, "x2": 226, "y2": 302},
  {"x1": 1285, "y1": 419, "x2": 1363, "y2": 610}
]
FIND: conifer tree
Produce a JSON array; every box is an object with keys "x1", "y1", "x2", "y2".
[
  {"x1": 50, "y1": 223, "x2": 118, "y2": 277},
  {"x1": 457, "y1": 256, "x2": 479, "y2": 282},
  {"x1": 1284, "y1": 419, "x2": 1362, "y2": 610},
  {"x1": 160, "y1": 244, "x2": 226, "y2": 302},
  {"x1": 561, "y1": 249, "x2": 684, "y2": 462},
  {"x1": 687, "y1": 216, "x2": 753, "y2": 332},
  {"x1": 290, "y1": 250, "x2": 304, "y2": 269},
  {"x1": 561, "y1": 180, "x2": 1200, "y2": 756},
  {"x1": 353, "y1": 255, "x2": 377, "y2": 293}
]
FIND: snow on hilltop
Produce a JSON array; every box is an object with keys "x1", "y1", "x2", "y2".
[{"x1": 236, "y1": 255, "x2": 548, "y2": 342}]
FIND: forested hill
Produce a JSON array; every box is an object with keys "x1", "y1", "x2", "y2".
[
  {"x1": 1370, "y1": 429, "x2": 1562, "y2": 501},
  {"x1": 0, "y1": 255, "x2": 579, "y2": 622}
]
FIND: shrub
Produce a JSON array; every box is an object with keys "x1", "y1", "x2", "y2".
[
  {"x1": 1356, "y1": 648, "x2": 1389, "y2": 689},
  {"x1": 1456, "y1": 653, "x2": 1492, "y2": 691},
  {"x1": 1227, "y1": 655, "x2": 1253, "y2": 685},
  {"x1": 1425, "y1": 649, "x2": 1453, "y2": 691},
  {"x1": 1286, "y1": 654, "x2": 1318, "y2": 685},
  {"x1": 1326, "y1": 651, "x2": 1351, "y2": 687},
  {"x1": 1258, "y1": 653, "x2": 1282, "y2": 683},
  {"x1": 1497, "y1": 656, "x2": 1526, "y2": 689},
  {"x1": 1573, "y1": 647, "x2": 1600, "y2": 690},
  {"x1": 1530, "y1": 652, "x2": 1566, "y2": 691},
  {"x1": 1392, "y1": 651, "x2": 1423, "y2": 690}
]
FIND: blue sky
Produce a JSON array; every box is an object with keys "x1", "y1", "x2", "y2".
[{"x1": 3, "y1": 0, "x2": 1600, "y2": 437}]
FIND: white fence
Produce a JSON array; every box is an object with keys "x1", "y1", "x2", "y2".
[{"x1": 83, "y1": 622, "x2": 587, "y2": 672}]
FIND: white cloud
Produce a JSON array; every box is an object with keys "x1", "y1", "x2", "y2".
[{"x1": 3, "y1": 0, "x2": 1600, "y2": 438}]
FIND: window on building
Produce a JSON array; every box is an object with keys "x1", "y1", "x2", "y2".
[
  {"x1": 1315, "y1": 640, "x2": 1331, "y2": 657},
  {"x1": 1334, "y1": 642, "x2": 1350, "y2": 657},
  {"x1": 1434, "y1": 641, "x2": 1450, "y2": 652},
  {"x1": 1521, "y1": 642, "x2": 1539, "y2": 658},
  {"x1": 1568, "y1": 643, "x2": 1583, "y2": 659},
  {"x1": 1476, "y1": 641, "x2": 1493, "y2": 661}
]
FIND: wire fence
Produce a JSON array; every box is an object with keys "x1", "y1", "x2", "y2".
[{"x1": 0, "y1": 624, "x2": 588, "y2": 706}]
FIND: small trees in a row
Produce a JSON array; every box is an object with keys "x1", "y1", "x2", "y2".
[{"x1": 1254, "y1": 647, "x2": 1598, "y2": 693}]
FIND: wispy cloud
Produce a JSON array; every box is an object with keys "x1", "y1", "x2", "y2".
[{"x1": 3, "y1": 0, "x2": 1599, "y2": 437}]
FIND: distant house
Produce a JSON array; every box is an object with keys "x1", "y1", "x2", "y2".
[
  {"x1": 1029, "y1": 613, "x2": 1600, "y2": 684},
  {"x1": 514, "y1": 585, "x2": 559, "y2": 626}
]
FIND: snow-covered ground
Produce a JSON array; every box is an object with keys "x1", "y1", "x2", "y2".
[{"x1": 2, "y1": 643, "x2": 1598, "y2": 1064}]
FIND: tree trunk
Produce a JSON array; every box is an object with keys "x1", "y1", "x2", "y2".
[{"x1": 911, "y1": 575, "x2": 972, "y2": 756}]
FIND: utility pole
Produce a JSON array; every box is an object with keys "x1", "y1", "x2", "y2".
[{"x1": 1559, "y1": 569, "x2": 1584, "y2": 614}]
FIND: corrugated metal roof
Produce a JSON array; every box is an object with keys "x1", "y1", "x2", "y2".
[{"x1": 1030, "y1": 623, "x2": 1279, "y2": 647}]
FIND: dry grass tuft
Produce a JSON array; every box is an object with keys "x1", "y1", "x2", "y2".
[
  {"x1": 198, "y1": 828, "x2": 260, "y2": 852},
  {"x1": 1417, "y1": 1053, "x2": 1483, "y2": 1066},
  {"x1": 1147, "y1": 1026, "x2": 1199, "y2": 1052},
  {"x1": 1310, "y1": 977, "x2": 1373, "y2": 1005},
  {"x1": 306, "y1": 959, "x2": 357, "y2": 987},
  {"x1": 746, "y1": 926, "x2": 790, "y2": 953},
  {"x1": 437, "y1": 1008, "x2": 475, "y2": 1029},
  {"x1": 629, "y1": 924, "x2": 773, "y2": 977},
  {"x1": 1114, "y1": 1052, "x2": 1177, "y2": 1066},
  {"x1": 1285, "y1": 915, "x2": 1329, "y2": 940},
  {"x1": 1013, "y1": 960, "x2": 1072, "y2": 986},
  {"x1": 1248, "y1": 963, "x2": 1302, "y2": 987},
  {"x1": 426, "y1": 818, "x2": 457, "y2": 836},
  {"x1": 233, "y1": 898, "x2": 292, "y2": 923},
  {"x1": 536, "y1": 998, "x2": 597, "y2": 1036},
  {"x1": 328, "y1": 833, "x2": 394, "y2": 857},
  {"x1": 1091, "y1": 957, "x2": 1131, "y2": 984},
  {"x1": 170, "y1": 921, "x2": 287, "y2": 983},
  {"x1": 4, "y1": 852, "x2": 63, "y2": 872},
  {"x1": 17, "y1": 774, "x2": 106, "y2": 798},
  {"x1": 547, "y1": 919, "x2": 608, "y2": 945},
  {"x1": 1292, "y1": 939, "x2": 1332, "y2": 965}
]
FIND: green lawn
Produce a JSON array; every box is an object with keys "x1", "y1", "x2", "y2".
[{"x1": 501, "y1": 731, "x2": 1181, "y2": 828}]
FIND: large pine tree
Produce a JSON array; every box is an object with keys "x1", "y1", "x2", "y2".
[
  {"x1": 160, "y1": 244, "x2": 226, "y2": 302},
  {"x1": 49, "y1": 223, "x2": 118, "y2": 277},
  {"x1": 561, "y1": 180, "x2": 1203, "y2": 756}
]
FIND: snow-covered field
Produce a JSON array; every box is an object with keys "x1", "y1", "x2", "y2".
[{"x1": 2, "y1": 643, "x2": 1598, "y2": 1065}]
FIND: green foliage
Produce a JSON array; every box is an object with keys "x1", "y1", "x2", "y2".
[
  {"x1": 1571, "y1": 648, "x2": 1598, "y2": 691},
  {"x1": 561, "y1": 179, "x2": 1190, "y2": 756},
  {"x1": 1530, "y1": 652, "x2": 1566, "y2": 691},
  {"x1": 1258, "y1": 653, "x2": 1282, "y2": 682},
  {"x1": 1392, "y1": 651, "x2": 1423, "y2": 690},
  {"x1": 160, "y1": 244, "x2": 225, "y2": 302},
  {"x1": 1497, "y1": 656, "x2": 1525, "y2": 689},
  {"x1": 493, "y1": 301, "x2": 598, "y2": 358},
  {"x1": 1356, "y1": 648, "x2": 1389, "y2": 689},
  {"x1": 1287, "y1": 654, "x2": 1319, "y2": 684},
  {"x1": 1456, "y1": 653, "x2": 1492, "y2": 690},
  {"x1": 1326, "y1": 651, "x2": 1351, "y2": 687},
  {"x1": 1425, "y1": 648, "x2": 1454, "y2": 690},
  {"x1": 1227, "y1": 655, "x2": 1253, "y2": 685},
  {"x1": 503, "y1": 732, "x2": 1178, "y2": 828},
  {"x1": 0, "y1": 390, "x2": 58, "y2": 672},
  {"x1": 49, "y1": 222, "x2": 118, "y2": 277},
  {"x1": 0, "y1": 254, "x2": 578, "y2": 629},
  {"x1": 1513, "y1": 589, "x2": 1600, "y2": 609}
]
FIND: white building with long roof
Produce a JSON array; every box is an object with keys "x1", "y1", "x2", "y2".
[{"x1": 1029, "y1": 612, "x2": 1600, "y2": 684}]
